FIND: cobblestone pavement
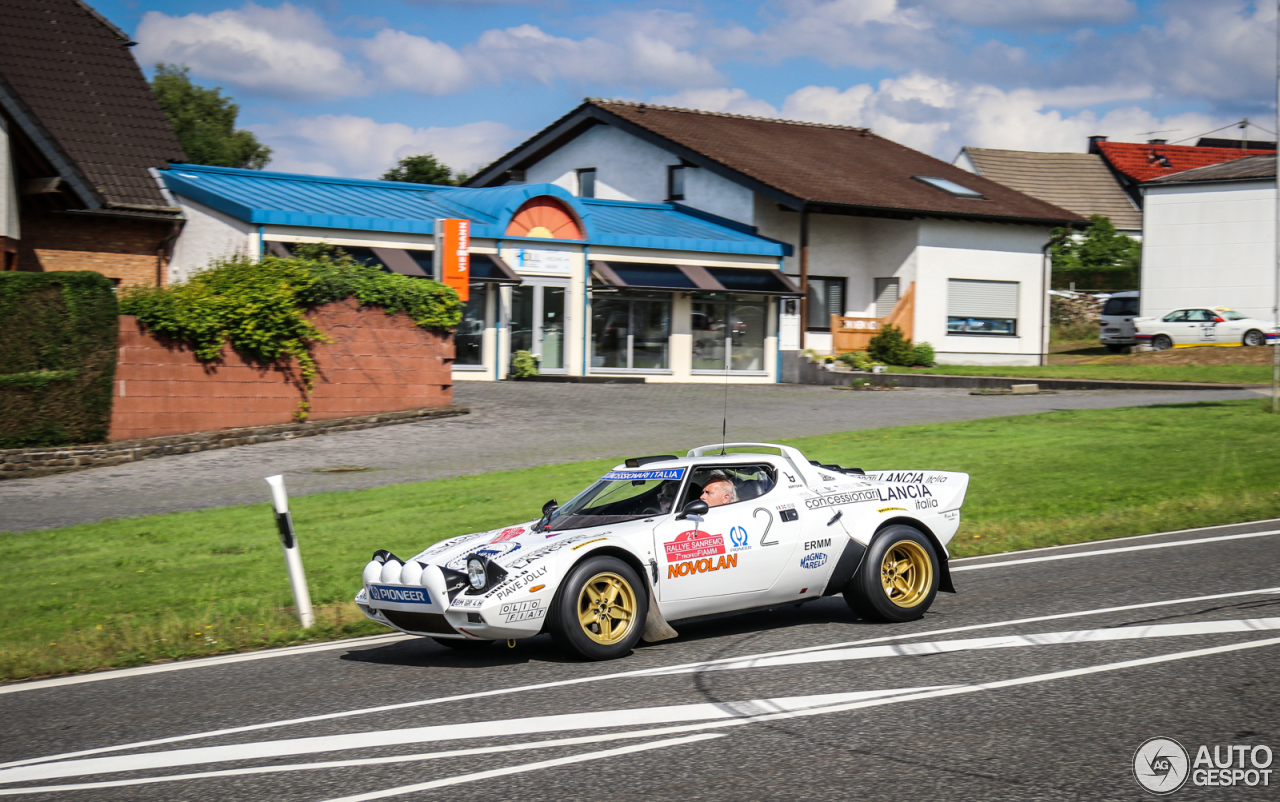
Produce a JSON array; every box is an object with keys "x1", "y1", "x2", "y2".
[{"x1": 0, "y1": 382, "x2": 1258, "y2": 532}]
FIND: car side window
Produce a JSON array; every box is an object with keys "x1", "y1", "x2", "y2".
[
  {"x1": 687, "y1": 464, "x2": 777, "y2": 507},
  {"x1": 1186, "y1": 309, "x2": 1212, "y2": 322},
  {"x1": 1163, "y1": 310, "x2": 1188, "y2": 322}
]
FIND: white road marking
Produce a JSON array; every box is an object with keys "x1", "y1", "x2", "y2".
[
  {"x1": 951, "y1": 529, "x2": 1280, "y2": 572},
  {"x1": 0, "y1": 688, "x2": 942, "y2": 785},
  {"x1": 6, "y1": 585, "x2": 1278, "y2": 773},
  {"x1": 317, "y1": 734, "x2": 726, "y2": 802},
  {"x1": 646, "y1": 617, "x2": 1280, "y2": 674},
  {"x1": 0, "y1": 634, "x2": 413, "y2": 697},
  {"x1": 948, "y1": 519, "x2": 1280, "y2": 563}
]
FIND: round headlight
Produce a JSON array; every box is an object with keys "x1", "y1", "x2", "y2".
[{"x1": 466, "y1": 557, "x2": 487, "y2": 591}]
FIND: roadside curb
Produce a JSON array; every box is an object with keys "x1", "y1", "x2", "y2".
[
  {"x1": 871, "y1": 373, "x2": 1251, "y2": 391},
  {"x1": 0, "y1": 405, "x2": 470, "y2": 481}
]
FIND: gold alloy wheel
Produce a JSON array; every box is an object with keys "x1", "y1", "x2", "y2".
[
  {"x1": 576, "y1": 571, "x2": 637, "y2": 645},
  {"x1": 880, "y1": 540, "x2": 933, "y2": 608}
]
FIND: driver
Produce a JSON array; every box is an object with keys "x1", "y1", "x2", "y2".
[{"x1": 700, "y1": 473, "x2": 738, "y2": 507}]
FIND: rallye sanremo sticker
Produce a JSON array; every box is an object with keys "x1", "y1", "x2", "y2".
[{"x1": 603, "y1": 468, "x2": 686, "y2": 481}]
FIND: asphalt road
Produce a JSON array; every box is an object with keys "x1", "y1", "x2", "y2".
[
  {"x1": 2, "y1": 517, "x2": 1278, "y2": 801},
  {"x1": 0, "y1": 382, "x2": 1262, "y2": 532}
]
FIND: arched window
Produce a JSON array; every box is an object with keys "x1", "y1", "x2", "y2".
[{"x1": 505, "y1": 197, "x2": 584, "y2": 240}]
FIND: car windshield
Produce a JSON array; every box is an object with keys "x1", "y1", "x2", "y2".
[
  {"x1": 547, "y1": 467, "x2": 686, "y2": 531},
  {"x1": 1102, "y1": 297, "x2": 1139, "y2": 316},
  {"x1": 1215, "y1": 309, "x2": 1246, "y2": 320}
]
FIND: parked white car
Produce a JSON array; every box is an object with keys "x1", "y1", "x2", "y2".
[
  {"x1": 1134, "y1": 307, "x2": 1277, "y2": 350},
  {"x1": 356, "y1": 443, "x2": 968, "y2": 660}
]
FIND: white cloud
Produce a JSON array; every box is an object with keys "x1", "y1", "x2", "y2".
[
  {"x1": 914, "y1": 0, "x2": 1136, "y2": 30},
  {"x1": 249, "y1": 115, "x2": 525, "y2": 179},
  {"x1": 780, "y1": 72, "x2": 1232, "y2": 157},
  {"x1": 469, "y1": 24, "x2": 722, "y2": 89},
  {"x1": 649, "y1": 88, "x2": 780, "y2": 117},
  {"x1": 134, "y1": 3, "x2": 366, "y2": 100},
  {"x1": 361, "y1": 30, "x2": 473, "y2": 95}
]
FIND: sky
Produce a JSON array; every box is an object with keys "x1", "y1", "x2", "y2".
[{"x1": 95, "y1": 0, "x2": 1279, "y2": 179}]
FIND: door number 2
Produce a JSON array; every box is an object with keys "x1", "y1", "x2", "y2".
[{"x1": 752, "y1": 507, "x2": 779, "y2": 547}]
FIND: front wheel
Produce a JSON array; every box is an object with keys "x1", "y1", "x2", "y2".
[
  {"x1": 1151, "y1": 334, "x2": 1173, "y2": 351},
  {"x1": 549, "y1": 556, "x2": 647, "y2": 660},
  {"x1": 1244, "y1": 329, "x2": 1266, "y2": 347},
  {"x1": 844, "y1": 525, "x2": 940, "y2": 623}
]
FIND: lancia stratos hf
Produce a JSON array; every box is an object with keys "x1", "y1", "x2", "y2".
[{"x1": 356, "y1": 443, "x2": 969, "y2": 660}]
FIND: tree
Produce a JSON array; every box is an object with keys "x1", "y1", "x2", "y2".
[
  {"x1": 381, "y1": 154, "x2": 462, "y2": 185},
  {"x1": 150, "y1": 64, "x2": 271, "y2": 170},
  {"x1": 1049, "y1": 214, "x2": 1141, "y2": 291}
]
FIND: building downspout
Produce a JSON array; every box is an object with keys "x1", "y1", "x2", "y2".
[
  {"x1": 155, "y1": 217, "x2": 184, "y2": 287},
  {"x1": 582, "y1": 243, "x2": 590, "y2": 377},
  {"x1": 1040, "y1": 230, "x2": 1071, "y2": 366},
  {"x1": 799, "y1": 206, "x2": 810, "y2": 351}
]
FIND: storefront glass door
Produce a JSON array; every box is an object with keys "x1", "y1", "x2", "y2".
[
  {"x1": 590, "y1": 294, "x2": 671, "y2": 371},
  {"x1": 692, "y1": 294, "x2": 769, "y2": 373},
  {"x1": 510, "y1": 283, "x2": 567, "y2": 373}
]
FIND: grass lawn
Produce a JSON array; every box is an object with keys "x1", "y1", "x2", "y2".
[
  {"x1": 887, "y1": 364, "x2": 1272, "y2": 384},
  {"x1": 4, "y1": 400, "x2": 1280, "y2": 681}
]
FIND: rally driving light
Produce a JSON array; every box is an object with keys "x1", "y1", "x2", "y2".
[{"x1": 467, "y1": 557, "x2": 487, "y2": 591}]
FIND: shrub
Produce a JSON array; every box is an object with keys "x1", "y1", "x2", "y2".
[
  {"x1": 0, "y1": 272, "x2": 118, "y2": 447},
  {"x1": 510, "y1": 350, "x2": 539, "y2": 378},
  {"x1": 868, "y1": 323, "x2": 914, "y2": 366},
  {"x1": 911, "y1": 342, "x2": 936, "y2": 367},
  {"x1": 837, "y1": 350, "x2": 879, "y2": 370}
]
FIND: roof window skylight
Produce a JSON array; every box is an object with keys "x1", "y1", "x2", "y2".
[{"x1": 914, "y1": 175, "x2": 984, "y2": 199}]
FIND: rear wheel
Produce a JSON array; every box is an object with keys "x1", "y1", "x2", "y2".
[
  {"x1": 844, "y1": 525, "x2": 940, "y2": 623},
  {"x1": 1151, "y1": 334, "x2": 1173, "y2": 351},
  {"x1": 1244, "y1": 329, "x2": 1265, "y2": 347},
  {"x1": 549, "y1": 556, "x2": 646, "y2": 661}
]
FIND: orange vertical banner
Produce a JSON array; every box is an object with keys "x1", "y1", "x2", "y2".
[{"x1": 436, "y1": 218, "x2": 470, "y2": 302}]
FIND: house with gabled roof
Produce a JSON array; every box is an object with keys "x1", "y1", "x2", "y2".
[
  {"x1": 1090, "y1": 137, "x2": 1274, "y2": 210},
  {"x1": 467, "y1": 99, "x2": 1081, "y2": 367},
  {"x1": 0, "y1": 0, "x2": 184, "y2": 287}
]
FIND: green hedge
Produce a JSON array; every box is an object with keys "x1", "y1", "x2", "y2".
[{"x1": 0, "y1": 272, "x2": 119, "y2": 448}]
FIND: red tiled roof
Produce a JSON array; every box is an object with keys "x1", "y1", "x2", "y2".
[{"x1": 1096, "y1": 141, "x2": 1274, "y2": 184}]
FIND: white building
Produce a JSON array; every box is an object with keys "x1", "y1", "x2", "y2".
[
  {"x1": 1140, "y1": 155, "x2": 1278, "y2": 322},
  {"x1": 469, "y1": 100, "x2": 1081, "y2": 366}
]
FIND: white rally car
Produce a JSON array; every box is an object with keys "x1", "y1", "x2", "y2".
[
  {"x1": 356, "y1": 443, "x2": 969, "y2": 660},
  {"x1": 1134, "y1": 307, "x2": 1277, "y2": 350}
]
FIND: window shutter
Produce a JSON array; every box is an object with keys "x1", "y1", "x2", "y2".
[
  {"x1": 874, "y1": 278, "x2": 899, "y2": 317},
  {"x1": 948, "y1": 279, "x2": 1018, "y2": 318}
]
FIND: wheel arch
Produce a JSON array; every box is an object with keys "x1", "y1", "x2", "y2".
[
  {"x1": 541, "y1": 545, "x2": 652, "y2": 633},
  {"x1": 874, "y1": 517, "x2": 955, "y2": 593}
]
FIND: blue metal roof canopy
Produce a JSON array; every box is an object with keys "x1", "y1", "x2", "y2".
[{"x1": 161, "y1": 164, "x2": 788, "y2": 257}]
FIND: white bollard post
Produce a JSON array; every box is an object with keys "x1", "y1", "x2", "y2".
[{"x1": 265, "y1": 475, "x2": 315, "y2": 628}]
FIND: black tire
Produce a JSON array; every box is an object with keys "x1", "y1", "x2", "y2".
[
  {"x1": 549, "y1": 555, "x2": 647, "y2": 661},
  {"x1": 1244, "y1": 329, "x2": 1265, "y2": 347},
  {"x1": 843, "y1": 525, "x2": 940, "y2": 623},
  {"x1": 1151, "y1": 334, "x2": 1173, "y2": 351},
  {"x1": 1105, "y1": 344, "x2": 1128, "y2": 353},
  {"x1": 432, "y1": 637, "x2": 493, "y2": 650}
]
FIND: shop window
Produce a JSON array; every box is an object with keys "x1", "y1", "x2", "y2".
[
  {"x1": 455, "y1": 282, "x2": 487, "y2": 366},
  {"x1": 667, "y1": 165, "x2": 685, "y2": 201},
  {"x1": 806, "y1": 277, "x2": 845, "y2": 331},
  {"x1": 692, "y1": 293, "x2": 769, "y2": 372},
  {"x1": 591, "y1": 293, "x2": 671, "y2": 371},
  {"x1": 947, "y1": 279, "x2": 1018, "y2": 336},
  {"x1": 577, "y1": 168, "x2": 596, "y2": 198}
]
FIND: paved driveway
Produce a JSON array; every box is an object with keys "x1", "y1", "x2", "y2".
[{"x1": 0, "y1": 382, "x2": 1258, "y2": 532}]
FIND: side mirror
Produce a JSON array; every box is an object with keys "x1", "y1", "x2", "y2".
[
  {"x1": 542, "y1": 499, "x2": 559, "y2": 517},
  {"x1": 677, "y1": 499, "x2": 709, "y2": 521}
]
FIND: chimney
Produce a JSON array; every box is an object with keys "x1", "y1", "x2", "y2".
[
  {"x1": 1147, "y1": 138, "x2": 1167, "y2": 145},
  {"x1": 1088, "y1": 135, "x2": 1108, "y2": 153}
]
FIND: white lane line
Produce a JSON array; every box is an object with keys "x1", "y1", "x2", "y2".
[
  {"x1": 317, "y1": 734, "x2": 726, "y2": 802},
  {"x1": 0, "y1": 688, "x2": 941, "y2": 785},
  {"x1": 17, "y1": 634, "x2": 1280, "y2": 798},
  {"x1": 7, "y1": 585, "x2": 1278, "y2": 773},
  {"x1": 949, "y1": 518, "x2": 1280, "y2": 563},
  {"x1": 0, "y1": 634, "x2": 414, "y2": 696},
  {"x1": 951, "y1": 529, "x2": 1280, "y2": 572},
  {"x1": 647, "y1": 617, "x2": 1280, "y2": 675}
]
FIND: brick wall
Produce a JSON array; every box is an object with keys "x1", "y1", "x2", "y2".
[
  {"x1": 111, "y1": 298, "x2": 455, "y2": 440},
  {"x1": 16, "y1": 211, "x2": 174, "y2": 288}
]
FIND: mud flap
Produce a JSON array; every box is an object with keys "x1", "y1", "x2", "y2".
[{"x1": 642, "y1": 594, "x2": 678, "y2": 642}]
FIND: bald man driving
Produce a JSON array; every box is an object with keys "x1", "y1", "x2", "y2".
[{"x1": 700, "y1": 474, "x2": 738, "y2": 507}]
